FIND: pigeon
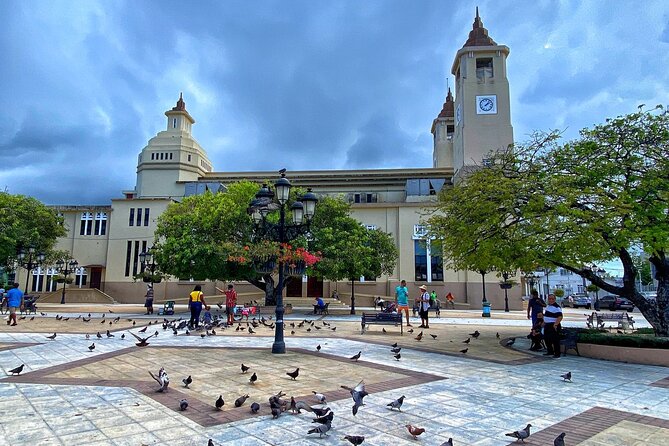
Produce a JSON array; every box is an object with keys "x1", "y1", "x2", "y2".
[
  {"x1": 8, "y1": 364, "x2": 24, "y2": 375},
  {"x1": 208, "y1": 440, "x2": 214, "y2": 446},
  {"x1": 430, "y1": 334, "x2": 438, "y2": 339},
  {"x1": 96, "y1": 332, "x2": 102, "y2": 339},
  {"x1": 149, "y1": 367, "x2": 170, "y2": 392},
  {"x1": 394, "y1": 353, "x2": 401, "y2": 361},
  {"x1": 316, "y1": 344, "x2": 321, "y2": 352},
  {"x1": 88, "y1": 343, "x2": 96, "y2": 351},
  {"x1": 554, "y1": 432, "x2": 566, "y2": 446},
  {"x1": 294, "y1": 401, "x2": 313, "y2": 413},
  {"x1": 391, "y1": 347, "x2": 401, "y2": 354},
  {"x1": 182, "y1": 375, "x2": 192, "y2": 388},
  {"x1": 312, "y1": 410, "x2": 334, "y2": 424},
  {"x1": 215, "y1": 395, "x2": 224, "y2": 410},
  {"x1": 505, "y1": 423, "x2": 532, "y2": 442},
  {"x1": 307, "y1": 421, "x2": 331, "y2": 438},
  {"x1": 459, "y1": 348, "x2": 468, "y2": 354},
  {"x1": 391, "y1": 342, "x2": 398, "y2": 348},
  {"x1": 286, "y1": 368, "x2": 299, "y2": 380},
  {"x1": 129, "y1": 331, "x2": 157, "y2": 347},
  {"x1": 120, "y1": 334, "x2": 125, "y2": 340},
  {"x1": 311, "y1": 406, "x2": 330, "y2": 417},
  {"x1": 139, "y1": 326, "x2": 147, "y2": 333},
  {"x1": 496, "y1": 332, "x2": 500, "y2": 339},
  {"x1": 415, "y1": 331, "x2": 423, "y2": 341},
  {"x1": 248, "y1": 327, "x2": 255, "y2": 334},
  {"x1": 560, "y1": 372, "x2": 572, "y2": 382},
  {"x1": 100, "y1": 319, "x2": 105, "y2": 324},
  {"x1": 440, "y1": 439, "x2": 453, "y2": 446},
  {"x1": 249, "y1": 372, "x2": 258, "y2": 384},
  {"x1": 312, "y1": 391, "x2": 326, "y2": 403},
  {"x1": 82, "y1": 317, "x2": 90, "y2": 322},
  {"x1": 341, "y1": 380, "x2": 367, "y2": 416},
  {"x1": 179, "y1": 399, "x2": 188, "y2": 411},
  {"x1": 405, "y1": 424, "x2": 425, "y2": 440},
  {"x1": 387, "y1": 395, "x2": 405, "y2": 411},
  {"x1": 46, "y1": 333, "x2": 57, "y2": 340},
  {"x1": 251, "y1": 402, "x2": 260, "y2": 413},
  {"x1": 505, "y1": 337, "x2": 516, "y2": 346},
  {"x1": 350, "y1": 351, "x2": 361, "y2": 361},
  {"x1": 407, "y1": 328, "x2": 414, "y2": 333},
  {"x1": 343, "y1": 435, "x2": 365, "y2": 445},
  {"x1": 85, "y1": 334, "x2": 90, "y2": 339},
  {"x1": 463, "y1": 338, "x2": 471, "y2": 344},
  {"x1": 469, "y1": 330, "x2": 481, "y2": 338},
  {"x1": 106, "y1": 330, "x2": 114, "y2": 338},
  {"x1": 382, "y1": 328, "x2": 387, "y2": 333},
  {"x1": 241, "y1": 363, "x2": 250, "y2": 373},
  {"x1": 234, "y1": 394, "x2": 249, "y2": 407}
]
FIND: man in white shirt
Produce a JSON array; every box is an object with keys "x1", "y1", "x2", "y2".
[{"x1": 543, "y1": 294, "x2": 564, "y2": 358}]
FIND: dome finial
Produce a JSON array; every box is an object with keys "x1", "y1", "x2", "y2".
[{"x1": 173, "y1": 93, "x2": 186, "y2": 111}]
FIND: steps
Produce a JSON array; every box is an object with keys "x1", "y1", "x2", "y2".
[{"x1": 36, "y1": 288, "x2": 117, "y2": 304}]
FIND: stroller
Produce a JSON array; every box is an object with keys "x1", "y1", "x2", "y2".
[
  {"x1": 21, "y1": 295, "x2": 38, "y2": 314},
  {"x1": 382, "y1": 302, "x2": 397, "y2": 313}
]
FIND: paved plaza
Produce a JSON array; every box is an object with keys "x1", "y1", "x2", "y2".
[{"x1": 1, "y1": 307, "x2": 668, "y2": 445}]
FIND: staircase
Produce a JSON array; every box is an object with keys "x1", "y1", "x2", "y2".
[
  {"x1": 36, "y1": 288, "x2": 117, "y2": 304},
  {"x1": 283, "y1": 297, "x2": 350, "y2": 314}
]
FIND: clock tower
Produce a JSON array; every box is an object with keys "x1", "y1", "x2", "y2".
[{"x1": 450, "y1": 8, "x2": 513, "y2": 179}]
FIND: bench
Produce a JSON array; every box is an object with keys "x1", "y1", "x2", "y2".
[
  {"x1": 560, "y1": 328, "x2": 580, "y2": 356},
  {"x1": 313, "y1": 302, "x2": 329, "y2": 315},
  {"x1": 586, "y1": 312, "x2": 634, "y2": 330},
  {"x1": 361, "y1": 312, "x2": 403, "y2": 335}
]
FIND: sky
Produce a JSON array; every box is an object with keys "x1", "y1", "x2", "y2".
[{"x1": 2, "y1": 0, "x2": 669, "y2": 206}]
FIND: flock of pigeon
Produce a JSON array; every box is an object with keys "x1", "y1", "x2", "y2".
[{"x1": 5, "y1": 311, "x2": 573, "y2": 445}]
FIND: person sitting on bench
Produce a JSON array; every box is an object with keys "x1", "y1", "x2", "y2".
[
  {"x1": 374, "y1": 296, "x2": 386, "y2": 310},
  {"x1": 313, "y1": 297, "x2": 326, "y2": 314}
]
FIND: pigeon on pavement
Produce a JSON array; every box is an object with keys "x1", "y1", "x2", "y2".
[
  {"x1": 469, "y1": 330, "x2": 481, "y2": 338},
  {"x1": 46, "y1": 333, "x2": 56, "y2": 340},
  {"x1": 88, "y1": 343, "x2": 96, "y2": 351},
  {"x1": 215, "y1": 395, "x2": 224, "y2": 410},
  {"x1": 391, "y1": 347, "x2": 401, "y2": 354},
  {"x1": 8, "y1": 364, "x2": 24, "y2": 375},
  {"x1": 129, "y1": 331, "x2": 157, "y2": 347},
  {"x1": 208, "y1": 440, "x2": 214, "y2": 446},
  {"x1": 440, "y1": 439, "x2": 453, "y2": 446},
  {"x1": 463, "y1": 338, "x2": 471, "y2": 344},
  {"x1": 149, "y1": 367, "x2": 170, "y2": 392},
  {"x1": 350, "y1": 351, "x2": 361, "y2": 361},
  {"x1": 387, "y1": 395, "x2": 405, "y2": 411},
  {"x1": 406, "y1": 424, "x2": 425, "y2": 440},
  {"x1": 560, "y1": 372, "x2": 572, "y2": 382},
  {"x1": 182, "y1": 375, "x2": 192, "y2": 388},
  {"x1": 307, "y1": 421, "x2": 331, "y2": 438},
  {"x1": 249, "y1": 372, "x2": 258, "y2": 384},
  {"x1": 312, "y1": 410, "x2": 334, "y2": 424},
  {"x1": 394, "y1": 353, "x2": 401, "y2": 361},
  {"x1": 312, "y1": 391, "x2": 326, "y2": 403},
  {"x1": 343, "y1": 435, "x2": 365, "y2": 445},
  {"x1": 316, "y1": 344, "x2": 321, "y2": 352},
  {"x1": 554, "y1": 432, "x2": 566, "y2": 446},
  {"x1": 241, "y1": 363, "x2": 250, "y2": 373},
  {"x1": 505, "y1": 423, "x2": 532, "y2": 442},
  {"x1": 179, "y1": 399, "x2": 188, "y2": 411},
  {"x1": 251, "y1": 402, "x2": 260, "y2": 413},
  {"x1": 459, "y1": 348, "x2": 468, "y2": 354},
  {"x1": 505, "y1": 337, "x2": 516, "y2": 346},
  {"x1": 286, "y1": 368, "x2": 300, "y2": 380},
  {"x1": 341, "y1": 380, "x2": 367, "y2": 416},
  {"x1": 234, "y1": 394, "x2": 249, "y2": 407}
]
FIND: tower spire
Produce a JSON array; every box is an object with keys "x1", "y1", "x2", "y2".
[{"x1": 462, "y1": 8, "x2": 497, "y2": 48}]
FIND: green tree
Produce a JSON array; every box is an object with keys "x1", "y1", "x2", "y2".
[
  {"x1": 0, "y1": 193, "x2": 66, "y2": 270},
  {"x1": 428, "y1": 107, "x2": 669, "y2": 336},
  {"x1": 310, "y1": 196, "x2": 398, "y2": 313}
]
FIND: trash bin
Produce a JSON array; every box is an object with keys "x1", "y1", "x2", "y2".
[{"x1": 482, "y1": 301, "x2": 491, "y2": 317}]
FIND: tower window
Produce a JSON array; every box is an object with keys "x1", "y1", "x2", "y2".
[
  {"x1": 151, "y1": 153, "x2": 155, "y2": 160},
  {"x1": 476, "y1": 58, "x2": 493, "y2": 80},
  {"x1": 173, "y1": 118, "x2": 177, "y2": 128},
  {"x1": 169, "y1": 153, "x2": 173, "y2": 160},
  {"x1": 160, "y1": 153, "x2": 164, "y2": 160},
  {"x1": 188, "y1": 154, "x2": 192, "y2": 162}
]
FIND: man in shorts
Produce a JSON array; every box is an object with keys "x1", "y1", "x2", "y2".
[
  {"x1": 224, "y1": 284, "x2": 237, "y2": 326},
  {"x1": 6, "y1": 283, "x2": 23, "y2": 326},
  {"x1": 395, "y1": 279, "x2": 411, "y2": 327}
]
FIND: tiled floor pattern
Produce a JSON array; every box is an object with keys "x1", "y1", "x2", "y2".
[{"x1": 0, "y1": 323, "x2": 667, "y2": 445}]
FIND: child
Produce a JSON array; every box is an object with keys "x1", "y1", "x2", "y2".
[
  {"x1": 144, "y1": 285, "x2": 154, "y2": 315},
  {"x1": 202, "y1": 305, "x2": 212, "y2": 325}
]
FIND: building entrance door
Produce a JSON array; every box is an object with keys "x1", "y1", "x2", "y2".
[
  {"x1": 90, "y1": 268, "x2": 102, "y2": 290},
  {"x1": 307, "y1": 276, "x2": 323, "y2": 297},
  {"x1": 285, "y1": 276, "x2": 302, "y2": 297}
]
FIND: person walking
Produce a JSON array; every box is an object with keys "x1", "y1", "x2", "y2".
[
  {"x1": 543, "y1": 294, "x2": 563, "y2": 358},
  {"x1": 526, "y1": 290, "x2": 546, "y2": 327},
  {"x1": 5, "y1": 283, "x2": 24, "y2": 326},
  {"x1": 144, "y1": 284, "x2": 154, "y2": 315},
  {"x1": 224, "y1": 284, "x2": 237, "y2": 326},
  {"x1": 417, "y1": 284, "x2": 431, "y2": 328},
  {"x1": 395, "y1": 280, "x2": 411, "y2": 327},
  {"x1": 188, "y1": 285, "x2": 207, "y2": 328}
]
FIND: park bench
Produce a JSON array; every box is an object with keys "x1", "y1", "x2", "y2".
[
  {"x1": 586, "y1": 312, "x2": 634, "y2": 330},
  {"x1": 361, "y1": 312, "x2": 403, "y2": 335},
  {"x1": 560, "y1": 328, "x2": 580, "y2": 356},
  {"x1": 313, "y1": 302, "x2": 329, "y2": 315}
]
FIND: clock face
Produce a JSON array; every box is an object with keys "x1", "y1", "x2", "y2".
[
  {"x1": 479, "y1": 98, "x2": 494, "y2": 111},
  {"x1": 476, "y1": 95, "x2": 497, "y2": 114}
]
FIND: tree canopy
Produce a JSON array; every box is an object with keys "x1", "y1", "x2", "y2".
[
  {"x1": 427, "y1": 107, "x2": 669, "y2": 335},
  {"x1": 0, "y1": 192, "x2": 66, "y2": 271},
  {"x1": 154, "y1": 182, "x2": 397, "y2": 306}
]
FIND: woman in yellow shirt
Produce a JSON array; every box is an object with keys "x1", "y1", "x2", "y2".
[{"x1": 188, "y1": 285, "x2": 207, "y2": 328}]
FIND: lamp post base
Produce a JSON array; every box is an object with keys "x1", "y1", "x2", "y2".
[{"x1": 271, "y1": 341, "x2": 286, "y2": 354}]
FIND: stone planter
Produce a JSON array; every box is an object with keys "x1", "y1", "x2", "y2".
[
  {"x1": 283, "y1": 261, "x2": 306, "y2": 277},
  {"x1": 253, "y1": 257, "x2": 277, "y2": 274},
  {"x1": 578, "y1": 343, "x2": 669, "y2": 367}
]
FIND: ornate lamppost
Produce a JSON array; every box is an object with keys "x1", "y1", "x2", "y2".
[
  {"x1": 17, "y1": 246, "x2": 46, "y2": 292},
  {"x1": 523, "y1": 271, "x2": 539, "y2": 295},
  {"x1": 139, "y1": 246, "x2": 159, "y2": 284},
  {"x1": 585, "y1": 264, "x2": 606, "y2": 311},
  {"x1": 248, "y1": 172, "x2": 317, "y2": 354},
  {"x1": 56, "y1": 258, "x2": 79, "y2": 304},
  {"x1": 500, "y1": 271, "x2": 512, "y2": 312}
]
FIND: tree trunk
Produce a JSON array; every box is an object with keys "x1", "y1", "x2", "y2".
[
  {"x1": 647, "y1": 254, "x2": 668, "y2": 337},
  {"x1": 248, "y1": 275, "x2": 276, "y2": 306}
]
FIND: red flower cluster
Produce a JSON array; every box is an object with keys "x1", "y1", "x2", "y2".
[{"x1": 279, "y1": 244, "x2": 321, "y2": 267}]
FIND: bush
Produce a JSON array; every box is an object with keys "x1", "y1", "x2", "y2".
[{"x1": 577, "y1": 328, "x2": 669, "y2": 349}]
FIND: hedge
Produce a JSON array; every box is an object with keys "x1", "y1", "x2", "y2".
[{"x1": 576, "y1": 328, "x2": 669, "y2": 349}]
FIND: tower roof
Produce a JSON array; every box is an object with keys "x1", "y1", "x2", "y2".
[
  {"x1": 165, "y1": 92, "x2": 195, "y2": 124},
  {"x1": 172, "y1": 92, "x2": 187, "y2": 111},
  {"x1": 462, "y1": 7, "x2": 497, "y2": 48},
  {"x1": 436, "y1": 88, "x2": 454, "y2": 119}
]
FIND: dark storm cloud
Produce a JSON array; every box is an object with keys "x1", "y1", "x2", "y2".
[{"x1": 1, "y1": 0, "x2": 668, "y2": 204}]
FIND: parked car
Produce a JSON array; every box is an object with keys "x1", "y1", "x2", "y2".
[
  {"x1": 597, "y1": 295, "x2": 634, "y2": 311},
  {"x1": 568, "y1": 294, "x2": 591, "y2": 309}
]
